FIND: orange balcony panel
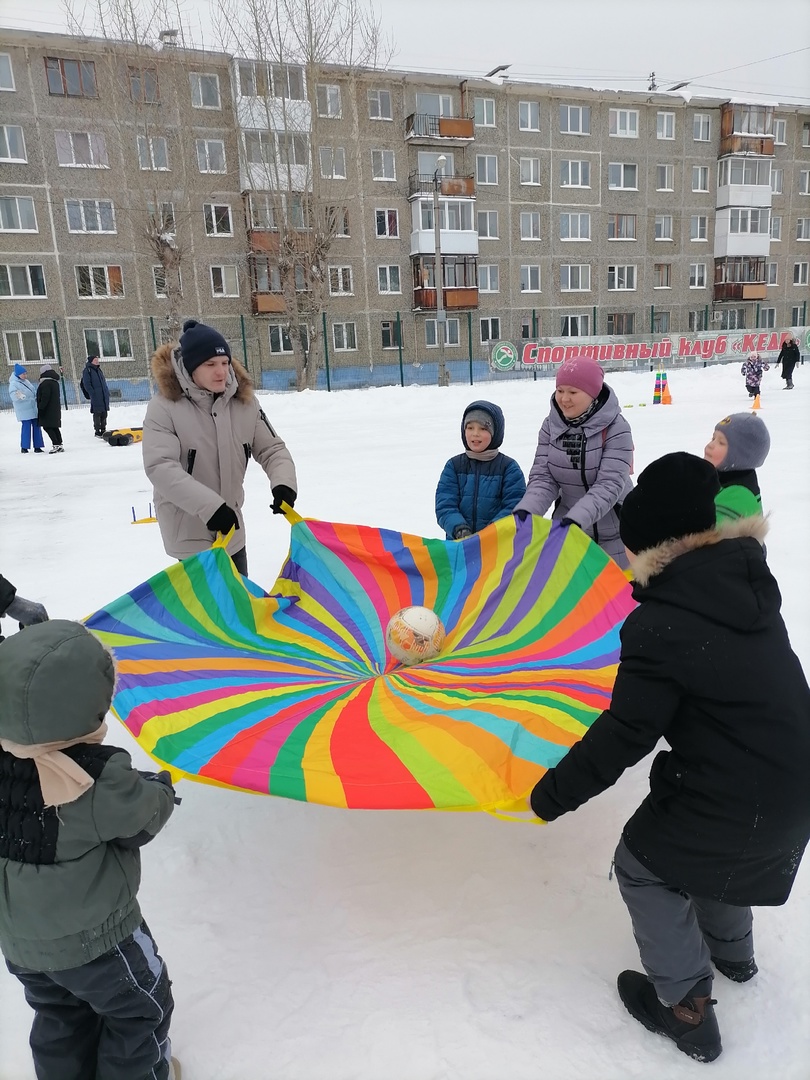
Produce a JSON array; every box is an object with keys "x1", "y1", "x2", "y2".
[
  {"x1": 713, "y1": 282, "x2": 767, "y2": 302},
  {"x1": 253, "y1": 293, "x2": 286, "y2": 314},
  {"x1": 438, "y1": 116, "x2": 474, "y2": 140},
  {"x1": 250, "y1": 231, "x2": 280, "y2": 254},
  {"x1": 441, "y1": 175, "x2": 475, "y2": 197},
  {"x1": 720, "y1": 134, "x2": 774, "y2": 158},
  {"x1": 413, "y1": 286, "x2": 478, "y2": 310}
]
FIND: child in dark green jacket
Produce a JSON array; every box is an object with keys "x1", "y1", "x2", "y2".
[{"x1": 704, "y1": 412, "x2": 770, "y2": 524}]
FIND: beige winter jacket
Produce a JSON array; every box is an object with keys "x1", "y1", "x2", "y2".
[{"x1": 143, "y1": 345, "x2": 297, "y2": 559}]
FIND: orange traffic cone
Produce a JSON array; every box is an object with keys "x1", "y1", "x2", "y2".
[
  {"x1": 751, "y1": 394, "x2": 761, "y2": 410},
  {"x1": 661, "y1": 383, "x2": 672, "y2": 405}
]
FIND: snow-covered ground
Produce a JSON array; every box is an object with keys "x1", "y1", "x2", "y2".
[{"x1": 2, "y1": 362, "x2": 808, "y2": 1080}]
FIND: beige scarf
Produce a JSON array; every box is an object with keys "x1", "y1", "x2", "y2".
[
  {"x1": 465, "y1": 448, "x2": 500, "y2": 462},
  {"x1": 0, "y1": 722, "x2": 109, "y2": 807}
]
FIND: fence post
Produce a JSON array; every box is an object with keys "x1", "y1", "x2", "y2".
[
  {"x1": 467, "y1": 310, "x2": 474, "y2": 385},
  {"x1": 592, "y1": 306, "x2": 597, "y2": 335},
  {"x1": 149, "y1": 316, "x2": 157, "y2": 351},
  {"x1": 396, "y1": 311, "x2": 404, "y2": 387},
  {"x1": 52, "y1": 320, "x2": 68, "y2": 408},
  {"x1": 704, "y1": 304, "x2": 709, "y2": 332},
  {"x1": 755, "y1": 303, "x2": 760, "y2": 329},
  {"x1": 650, "y1": 305, "x2": 655, "y2": 334},
  {"x1": 322, "y1": 311, "x2": 331, "y2": 392},
  {"x1": 239, "y1": 314, "x2": 250, "y2": 379},
  {"x1": 531, "y1": 308, "x2": 538, "y2": 337}
]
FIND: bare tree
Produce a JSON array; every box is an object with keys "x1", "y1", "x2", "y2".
[{"x1": 215, "y1": 0, "x2": 393, "y2": 389}]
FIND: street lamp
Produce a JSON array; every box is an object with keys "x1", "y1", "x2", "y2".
[{"x1": 433, "y1": 153, "x2": 448, "y2": 386}]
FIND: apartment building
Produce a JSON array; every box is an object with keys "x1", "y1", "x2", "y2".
[{"x1": 2, "y1": 26, "x2": 809, "y2": 386}]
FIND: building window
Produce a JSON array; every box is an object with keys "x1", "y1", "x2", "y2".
[
  {"x1": 606, "y1": 313, "x2": 635, "y2": 335},
  {"x1": 609, "y1": 108, "x2": 638, "y2": 138},
  {"x1": 237, "y1": 61, "x2": 262, "y2": 97},
  {"x1": 196, "y1": 139, "x2": 226, "y2": 173},
  {"x1": 689, "y1": 263, "x2": 707, "y2": 288},
  {"x1": 731, "y1": 106, "x2": 772, "y2": 135},
  {"x1": 377, "y1": 265, "x2": 400, "y2": 293},
  {"x1": 211, "y1": 265, "x2": 239, "y2": 297},
  {"x1": 561, "y1": 264, "x2": 591, "y2": 291},
  {"x1": 371, "y1": 148, "x2": 395, "y2": 180},
  {"x1": 560, "y1": 104, "x2": 590, "y2": 135},
  {"x1": 791, "y1": 305, "x2": 807, "y2": 326},
  {"x1": 720, "y1": 309, "x2": 746, "y2": 331},
  {"x1": 190, "y1": 73, "x2": 220, "y2": 109},
  {"x1": 243, "y1": 130, "x2": 273, "y2": 165},
  {"x1": 0, "y1": 264, "x2": 46, "y2": 298},
  {"x1": 328, "y1": 206, "x2": 350, "y2": 237},
  {"x1": 425, "y1": 318, "x2": 460, "y2": 347},
  {"x1": 759, "y1": 307, "x2": 776, "y2": 329},
  {"x1": 770, "y1": 215, "x2": 782, "y2": 240},
  {"x1": 715, "y1": 256, "x2": 766, "y2": 285},
  {"x1": 690, "y1": 215, "x2": 708, "y2": 240},
  {"x1": 608, "y1": 213, "x2": 636, "y2": 240},
  {"x1": 4, "y1": 329, "x2": 56, "y2": 364},
  {"x1": 476, "y1": 154, "x2": 498, "y2": 184},
  {"x1": 0, "y1": 196, "x2": 37, "y2": 232},
  {"x1": 317, "y1": 84, "x2": 342, "y2": 118},
  {"x1": 368, "y1": 88, "x2": 392, "y2": 120},
  {"x1": 652, "y1": 311, "x2": 671, "y2": 333},
  {"x1": 561, "y1": 159, "x2": 590, "y2": 187},
  {"x1": 319, "y1": 146, "x2": 347, "y2": 179},
  {"x1": 688, "y1": 310, "x2": 709, "y2": 331},
  {"x1": 655, "y1": 214, "x2": 673, "y2": 240},
  {"x1": 271, "y1": 64, "x2": 305, "y2": 100},
  {"x1": 252, "y1": 259, "x2": 282, "y2": 293},
  {"x1": 729, "y1": 208, "x2": 770, "y2": 235},
  {"x1": 46, "y1": 56, "x2": 96, "y2": 97},
  {"x1": 249, "y1": 194, "x2": 276, "y2": 230},
  {"x1": 797, "y1": 218, "x2": 810, "y2": 240},
  {"x1": 203, "y1": 204, "x2": 233, "y2": 236},
  {"x1": 478, "y1": 264, "x2": 499, "y2": 292},
  {"x1": 719, "y1": 158, "x2": 772, "y2": 187},
  {"x1": 520, "y1": 265, "x2": 541, "y2": 292},
  {"x1": 520, "y1": 211, "x2": 541, "y2": 239},
  {"x1": 269, "y1": 325, "x2": 293, "y2": 353},
  {"x1": 560, "y1": 212, "x2": 590, "y2": 240},
  {"x1": 333, "y1": 321, "x2": 357, "y2": 350},
  {"x1": 608, "y1": 265, "x2": 636, "y2": 290},
  {"x1": 800, "y1": 170, "x2": 810, "y2": 195},
  {"x1": 480, "y1": 317, "x2": 501, "y2": 343},
  {"x1": 803, "y1": 122, "x2": 810, "y2": 148},
  {"x1": 519, "y1": 157, "x2": 540, "y2": 185},
  {"x1": 381, "y1": 320, "x2": 401, "y2": 349},
  {"x1": 656, "y1": 112, "x2": 675, "y2": 140},
  {"x1": 0, "y1": 53, "x2": 15, "y2": 91},
  {"x1": 277, "y1": 132, "x2": 309, "y2": 168},
  {"x1": 653, "y1": 263, "x2": 672, "y2": 288},
  {"x1": 0, "y1": 125, "x2": 26, "y2": 162},
  {"x1": 608, "y1": 162, "x2": 637, "y2": 189},
  {"x1": 656, "y1": 164, "x2": 674, "y2": 191},
  {"x1": 153, "y1": 266, "x2": 182, "y2": 298},
  {"x1": 137, "y1": 134, "x2": 168, "y2": 171},
  {"x1": 55, "y1": 130, "x2": 108, "y2": 168},
  {"x1": 84, "y1": 327, "x2": 132, "y2": 358},
  {"x1": 693, "y1": 113, "x2": 711, "y2": 141},
  {"x1": 65, "y1": 198, "x2": 115, "y2": 233},
  {"x1": 766, "y1": 262, "x2": 778, "y2": 285},
  {"x1": 773, "y1": 119, "x2": 787, "y2": 145},
  {"x1": 767, "y1": 167, "x2": 783, "y2": 195},
  {"x1": 692, "y1": 166, "x2": 709, "y2": 192},
  {"x1": 474, "y1": 97, "x2": 495, "y2": 127},
  {"x1": 129, "y1": 66, "x2": 159, "y2": 103},
  {"x1": 794, "y1": 262, "x2": 809, "y2": 286},
  {"x1": 478, "y1": 210, "x2": 498, "y2": 238},
  {"x1": 329, "y1": 266, "x2": 353, "y2": 294},
  {"x1": 519, "y1": 101, "x2": 540, "y2": 131},
  {"x1": 75, "y1": 264, "x2": 123, "y2": 298},
  {"x1": 560, "y1": 314, "x2": 590, "y2": 337},
  {"x1": 375, "y1": 208, "x2": 398, "y2": 237},
  {"x1": 146, "y1": 200, "x2": 175, "y2": 234}
]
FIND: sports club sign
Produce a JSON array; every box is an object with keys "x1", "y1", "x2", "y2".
[{"x1": 490, "y1": 330, "x2": 807, "y2": 372}]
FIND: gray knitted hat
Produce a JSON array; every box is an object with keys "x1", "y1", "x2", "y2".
[
  {"x1": 463, "y1": 408, "x2": 494, "y2": 434},
  {"x1": 714, "y1": 413, "x2": 771, "y2": 471}
]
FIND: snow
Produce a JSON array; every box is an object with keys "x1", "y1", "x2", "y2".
[{"x1": 2, "y1": 361, "x2": 809, "y2": 1079}]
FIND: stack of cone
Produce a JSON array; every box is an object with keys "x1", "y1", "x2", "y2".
[
  {"x1": 751, "y1": 394, "x2": 761, "y2": 411},
  {"x1": 652, "y1": 371, "x2": 663, "y2": 404}
]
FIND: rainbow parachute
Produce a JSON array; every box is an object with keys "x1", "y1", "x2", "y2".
[{"x1": 85, "y1": 514, "x2": 634, "y2": 813}]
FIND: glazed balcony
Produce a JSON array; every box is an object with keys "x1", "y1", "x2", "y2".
[
  {"x1": 405, "y1": 113, "x2": 475, "y2": 143},
  {"x1": 408, "y1": 172, "x2": 476, "y2": 199},
  {"x1": 713, "y1": 282, "x2": 767, "y2": 302},
  {"x1": 413, "y1": 286, "x2": 479, "y2": 311}
]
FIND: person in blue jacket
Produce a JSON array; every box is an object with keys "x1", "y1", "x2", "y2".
[
  {"x1": 8, "y1": 364, "x2": 45, "y2": 454},
  {"x1": 435, "y1": 401, "x2": 526, "y2": 539},
  {"x1": 80, "y1": 353, "x2": 111, "y2": 437}
]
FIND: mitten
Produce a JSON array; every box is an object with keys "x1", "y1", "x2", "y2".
[
  {"x1": 206, "y1": 503, "x2": 239, "y2": 533},
  {"x1": 558, "y1": 517, "x2": 575, "y2": 528},
  {"x1": 6, "y1": 595, "x2": 49, "y2": 626},
  {"x1": 453, "y1": 525, "x2": 472, "y2": 539},
  {"x1": 514, "y1": 509, "x2": 530, "y2": 522},
  {"x1": 271, "y1": 485, "x2": 297, "y2": 514}
]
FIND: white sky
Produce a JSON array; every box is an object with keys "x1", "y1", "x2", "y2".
[{"x1": 2, "y1": 0, "x2": 809, "y2": 101}]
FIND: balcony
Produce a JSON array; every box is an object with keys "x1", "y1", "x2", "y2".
[
  {"x1": 408, "y1": 172, "x2": 475, "y2": 199},
  {"x1": 252, "y1": 293, "x2": 287, "y2": 315},
  {"x1": 413, "y1": 286, "x2": 479, "y2": 311},
  {"x1": 405, "y1": 113, "x2": 475, "y2": 143},
  {"x1": 713, "y1": 282, "x2": 768, "y2": 302},
  {"x1": 720, "y1": 104, "x2": 774, "y2": 158},
  {"x1": 249, "y1": 230, "x2": 310, "y2": 255}
]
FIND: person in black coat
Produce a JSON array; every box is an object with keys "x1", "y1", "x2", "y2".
[
  {"x1": 776, "y1": 334, "x2": 800, "y2": 389},
  {"x1": 36, "y1": 366, "x2": 63, "y2": 453},
  {"x1": 0, "y1": 573, "x2": 48, "y2": 641},
  {"x1": 530, "y1": 452, "x2": 810, "y2": 1064},
  {"x1": 80, "y1": 354, "x2": 111, "y2": 437}
]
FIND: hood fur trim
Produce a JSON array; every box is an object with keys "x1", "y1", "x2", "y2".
[
  {"x1": 149, "y1": 342, "x2": 254, "y2": 403},
  {"x1": 631, "y1": 515, "x2": 769, "y2": 587}
]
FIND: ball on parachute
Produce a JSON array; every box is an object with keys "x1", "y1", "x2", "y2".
[{"x1": 386, "y1": 606, "x2": 446, "y2": 666}]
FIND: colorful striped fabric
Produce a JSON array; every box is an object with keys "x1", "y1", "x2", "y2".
[{"x1": 85, "y1": 513, "x2": 634, "y2": 812}]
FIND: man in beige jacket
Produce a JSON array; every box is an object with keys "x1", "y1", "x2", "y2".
[{"x1": 143, "y1": 319, "x2": 297, "y2": 575}]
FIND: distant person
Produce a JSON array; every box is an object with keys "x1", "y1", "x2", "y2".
[
  {"x1": 8, "y1": 364, "x2": 44, "y2": 454},
  {"x1": 514, "y1": 358, "x2": 634, "y2": 569},
  {"x1": 435, "y1": 400, "x2": 526, "y2": 539},
  {"x1": 777, "y1": 334, "x2": 799, "y2": 390},
  {"x1": 143, "y1": 320, "x2": 297, "y2": 576},
  {"x1": 36, "y1": 366, "x2": 63, "y2": 454},
  {"x1": 80, "y1": 353, "x2": 111, "y2": 437},
  {"x1": 739, "y1": 351, "x2": 769, "y2": 399},
  {"x1": 704, "y1": 412, "x2": 771, "y2": 524}
]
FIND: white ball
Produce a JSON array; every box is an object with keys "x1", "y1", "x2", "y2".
[{"x1": 386, "y1": 606, "x2": 446, "y2": 666}]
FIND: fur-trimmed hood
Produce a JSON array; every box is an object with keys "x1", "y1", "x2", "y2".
[
  {"x1": 149, "y1": 342, "x2": 254, "y2": 404},
  {"x1": 631, "y1": 515, "x2": 768, "y2": 586}
]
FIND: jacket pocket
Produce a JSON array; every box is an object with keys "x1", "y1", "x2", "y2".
[
  {"x1": 186, "y1": 448, "x2": 197, "y2": 476},
  {"x1": 648, "y1": 750, "x2": 686, "y2": 804},
  {"x1": 243, "y1": 442, "x2": 252, "y2": 465}
]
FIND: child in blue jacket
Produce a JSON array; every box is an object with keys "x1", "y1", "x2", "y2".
[{"x1": 435, "y1": 401, "x2": 526, "y2": 539}]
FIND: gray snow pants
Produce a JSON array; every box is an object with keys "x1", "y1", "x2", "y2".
[
  {"x1": 6, "y1": 921, "x2": 173, "y2": 1080},
  {"x1": 614, "y1": 838, "x2": 754, "y2": 1006}
]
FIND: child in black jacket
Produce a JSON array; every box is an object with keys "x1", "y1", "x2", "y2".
[{"x1": 36, "y1": 366, "x2": 64, "y2": 453}]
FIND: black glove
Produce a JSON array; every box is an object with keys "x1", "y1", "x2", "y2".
[
  {"x1": 514, "y1": 509, "x2": 530, "y2": 522},
  {"x1": 453, "y1": 525, "x2": 472, "y2": 540},
  {"x1": 206, "y1": 503, "x2": 239, "y2": 534},
  {"x1": 6, "y1": 595, "x2": 49, "y2": 626},
  {"x1": 559, "y1": 517, "x2": 575, "y2": 528},
  {"x1": 271, "y1": 485, "x2": 297, "y2": 514},
  {"x1": 138, "y1": 769, "x2": 182, "y2": 805}
]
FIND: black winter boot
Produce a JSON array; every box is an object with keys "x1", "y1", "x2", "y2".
[
  {"x1": 617, "y1": 970, "x2": 722, "y2": 1062},
  {"x1": 712, "y1": 955, "x2": 757, "y2": 983}
]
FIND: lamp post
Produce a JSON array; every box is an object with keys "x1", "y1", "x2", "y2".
[{"x1": 433, "y1": 153, "x2": 448, "y2": 386}]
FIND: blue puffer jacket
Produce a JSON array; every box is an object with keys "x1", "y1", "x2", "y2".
[
  {"x1": 80, "y1": 358, "x2": 110, "y2": 412},
  {"x1": 8, "y1": 370, "x2": 38, "y2": 422},
  {"x1": 435, "y1": 400, "x2": 526, "y2": 538}
]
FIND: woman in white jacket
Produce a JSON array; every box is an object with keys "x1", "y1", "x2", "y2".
[{"x1": 142, "y1": 320, "x2": 297, "y2": 575}]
